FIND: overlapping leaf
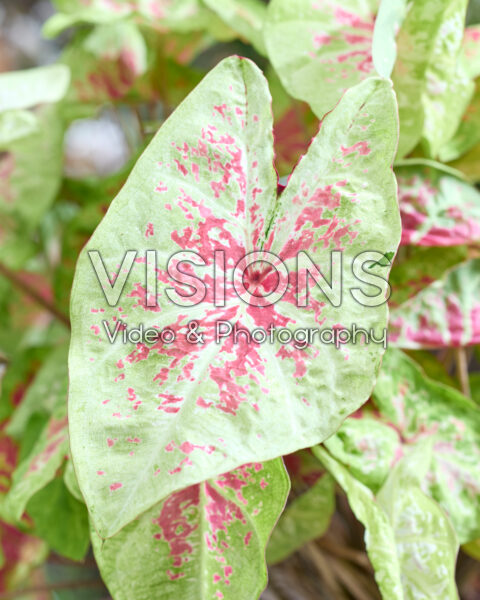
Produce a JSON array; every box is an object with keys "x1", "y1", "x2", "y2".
[
  {"x1": 2, "y1": 344, "x2": 70, "y2": 523},
  {"x1": 0, "y1": 66, "x2": 69, "y2": 267},
  {"x1": 392, "y1": 0, "x2": 472, "y2": 158},
  {"x1": 389, "y1": 259, "x2": 480, "y2": 348},
  {"x1": 203, "y1": 0, "x2": 267, "y2": 55},
  {"x1": 395, "y1": 162, "x2": 480, "y2": 246},
  {"x1": 61, "y1": 23, "x2": 148, "y2": 107},
  {"x1": 69, "y1": 57, "x2": 400, "y2": 537},
  {"x1": 26, "y1": 477, "x2": 90, "y2": 561},
  {"x1": 45, "y1": 0, "x2": 234, "y2": 40},
  {"x1": 264, "y1": 0, "x2": 379, "y2": 119},
  {"x1": 326, "y1": 349, "x2": 480, "y2": 543},
  {"x1": 462, "y1": 25, "x2": 480, "y2": 79},
  {"x1": 266, "y1": 472, "x2": 334, "y2": 564},
  {"x1": 316, "y1": 445, "x2": 459, "y2": 600},
  {"x1": 440, "y1": 81, "x2": 480, "y2": 163},
  {"x1": 388, "y1": 246, "x2": 467, "y2": 308},
  {"x1": 92, "y1": 460, "x2": 289, "y2": 600}
]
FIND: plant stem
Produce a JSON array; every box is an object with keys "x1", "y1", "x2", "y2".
[
  {"x1": 0, "y1": 580, "x2": 104, "y2": 599},
  {"x1": 0, "y1": 262, "x2": 70, "y2": 329},
  {"x1": 455, "y1": 347, "x2": 471, "y2": 397}
]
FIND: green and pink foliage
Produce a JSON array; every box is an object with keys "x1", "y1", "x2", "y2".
[
  {"x1": 68, "y1": 56, "x2": 400, "y2": 538},
  {"x1": 389, "y1": 259, "x2": 480, "y2": 349},
  {"x1": 326, "y1": 349, "x2": 480, "y2": 544},
  {"x1": 396, "y1": 162, "x2": 480, "y2": 246},
  {"x1": 92, "y1": 460, "x2": 289, "y2": 600}
]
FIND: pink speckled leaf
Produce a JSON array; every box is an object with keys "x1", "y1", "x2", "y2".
[
  {"x1": 45, "y1": 0, "x2": 233, "y2": 39},
  {"x1": 61, "y1": 22, "x2": 148, "y2": 106},
  {"x1": 388, "y1": 245, "x2": 467, "y2": 308},
  {"x1": 396, "y1": 162, "x2": 480, "y2": 246},
  {"x1": 326, "y1": 347, "x2": 480, "y2": 542},
  {"x1": 264, "y1": 0, "x2": 379, "y2": 119},
  {"x1": 374, "y1": 349, "x2": 480, "y2": 543},
  {"x1": 92, "y1": 460, "x2": 289, "y2": 600},
  {"x1": 69, "y1": 57, "x2": 400, "y2": 537},
  {"x1": 392, "y1": 0, "x2": 473, "y2": 158},
  {"x1": 440, "y1": 80, "x2": 480, "y2": 163},
  {"x1": 389, "y1": 259, "x2": 480, "y2": 349},
  {"x1": 1, "y1": 413, "x2": 68, "y2": 524},
  {"x1": 315, "y1": 443, "x2": 459, "y2": 599},
  {"x1": 462, "y1": 25, "x2": 480, "y2": 79},
  {"x1": 1, "y1": 344, "x2": 70, "y2": 524}
]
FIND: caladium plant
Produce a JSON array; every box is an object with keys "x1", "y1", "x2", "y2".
[
  {"x1": 68, "y1": 56, "x2": 400, "y2": 539},
  {"x1": 2, "y1": 0, "x2": 480, "y2": 598}
]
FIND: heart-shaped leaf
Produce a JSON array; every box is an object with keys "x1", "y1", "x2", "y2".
[
  {"x1": 69, "y1": 56, "x2": 400, "y2": 537},
  {"x1": 92, "y1": 460, "x2": 289, "y2": 600},
  {"x1": 389, "y1": 259, "x2": 480, "y2": 348}
]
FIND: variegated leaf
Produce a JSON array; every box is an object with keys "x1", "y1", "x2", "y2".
[
  {"x1": 0, "y1": 66, "x2": 68, "y2": 239},
  {"x1": 0, "y1": 65, "x2": 70, "y2": 113},
  {"x1": 61, "y1": 23, "x2": 148, "y2": 107},
  {"x1": 0, "y1": 522, "x2": 47, "y2": 594},
  {"x1": 2, "y1": 344, "x2": 70, "y2": 523},
  {"x1": 1, "y1": 413, "x2": 69, "y2": 523},
  {"x1": 392, "y1": 0, "x2": 473, "y2": 158},
  {"x1": 388, "y1": 245, "x2": 467, "y2": 308},
  {"x1": 69, "y1": 58, "x2": 400, "y2": 537},
  {"x1": 92, "y1": 460, "x2": 289, "y2": 600},
  {"x1": 44, "y1": 0, "x2": 234, "y2": 39},
  {"x1": 440, "y1": 81, "x2": 480, "y2": 163},
  {"x1": 264, "y1": 0, "x2": 379, "y2": 119},
  {"x1": 396, "y1": 162, "x2": 480, "y2": 246},
  {"x1": 462, "y1": 25, "x2": 480, "y2": 79},
  {"x1": 389, "y1": 259, "x2": 480, "y2": 348},
  {"x1": 316, "y1": 445, "x2": 459, "y2": 600},
  {"x1": 372, "y1": 349, "x2": 480, "y2": 544},
  {"x1": 266, "y1": 472, "x2": 334, "y2": 564}
]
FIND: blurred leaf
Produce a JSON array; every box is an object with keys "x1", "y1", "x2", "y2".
[
  {"x1": 2, "y1": 413, "x2": 68, "y2": 523},
  {"x1": 203, "y1": 0, "x2": 267, "y2": 55},
  {"x1": 0, "y1": 65, "x2": 70, "y2": 113},
  {"x1": 7, "y1": 343, "x2": 69, "y2": 440},
  {"x1": 26, "y1": 477, "x2": 89, "y2": 562},
  {"x1": 389, "y1": 259, "x2": 480, "y2": 348},
  {"x1": 266, "y1": 473, "x2": 334, "y2": 564},
  {"x1": 393, "y1": 0, "x2": 472, "y2": 158},
  {"x1": 316, "y1": 445, "x2": 459, "y2": 600},
  {"x1": 396, "y1": 162, "x2": 480, "y2": 246},
  {"x1": 265, "y1": 0, "x2": 379, "y2": 119},
  {"x1": 440, "y1": 81, "x2": 480, "y2": 163}
]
